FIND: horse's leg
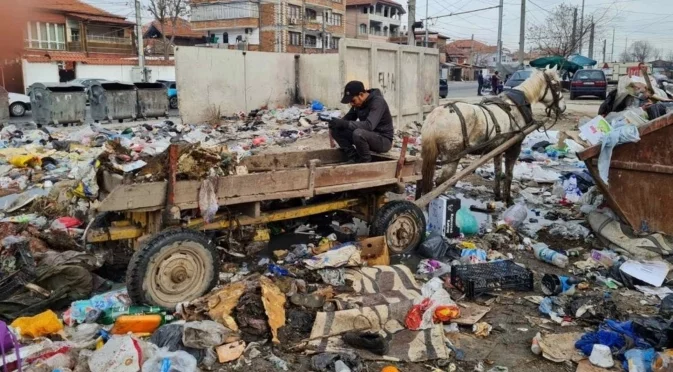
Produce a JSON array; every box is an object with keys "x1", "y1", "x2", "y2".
[
  {"x1": 493, "y1": 154, "x2": 503, "y2": 201},
  {"x1": 436, "y1": 161, "x2": 459, "y2": 186},
  {"x1": 503, "y1": 141, "x2": 523, "y2": 206}
]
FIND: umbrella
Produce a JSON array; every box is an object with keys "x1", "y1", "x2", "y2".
[
  {"x1": 568, "y1": 54, "x2": 597, "y2": 67},
  {"x1": 529, "y1": 56, "x2": 584, "y2": 73}
]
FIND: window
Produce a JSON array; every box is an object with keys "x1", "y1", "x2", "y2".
[
  {"x1": 305, "y1": 9, "x2": 317, "y2": 21},
  {"x1": 363, "y1": 7, "x2": 367, "y2": 13},
  {"x1": 305, "y1": 35, "x2": 317, "y2": 47},
  {"x1": 288, "y1": 5, "x2": 301, "y2": 20},
  {"x1": 383, "y1": 26, "x2": 388, "y2": 36},
  {"x1": 289, "y1": 32, "x2": 301, "y2": 46},
  {"x1": 328, "y1": 13, "x2": 342, "y2": 26},
  {"x1": 71, "y1": 29, "x2": 80, "y2": 42},
  {"x1": 359, "y1": 24, "x2": 367, "y2": 34},
  {"x1": 26, "y1": 22, "x2": 65, "y2": 50},
  {"x1": 330, "y1": 37, "x2": 340, "y2": 49},
  {"x1": 222, "y1": 32, "x2": 229, "y2": 44}
]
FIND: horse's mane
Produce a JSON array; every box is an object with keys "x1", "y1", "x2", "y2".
[{"x1": 514, "y1": 69, "x2": 547, "y2": 104}]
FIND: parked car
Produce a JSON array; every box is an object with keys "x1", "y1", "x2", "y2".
[
  {"x1": 439, "y1": 79, "x2": 448, "y2": 99},
  {"x1": 570, "y1": 69, "x2": 607, "y2": 100},
  {"x1": 503, "y1": 70, "x2": 533, "y2": 90},
  {"x1": 8, "y1": 92, "x2": 31, "y2": 117},
  {"x1": 157, "y1": 80, "x2": 178, "y2": 109}
]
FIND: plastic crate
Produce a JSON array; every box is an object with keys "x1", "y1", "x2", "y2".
[{"x1": 450, "y1": 260, "x2": 533, "y2": 298}]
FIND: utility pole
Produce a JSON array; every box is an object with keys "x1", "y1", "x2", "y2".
[
  {"x1": 624, "y1": 37, "x2": 628, "y2": 58},
  {"x1": 588, "y1": 19, "x2": 594, "y2": 59},
  {"x1": 469, "y1": 34, "x2": 475, "y2": 64},
  {"x1": 611, "y1": 27, "x2": 615, "y2": 62},
  {"x1": 321, "y1": 12, "x2": 326, "y2": 53},
  {"x1": 602, "y1": 39, "x2": 607, "y2": 64},
  {"x1": 135, "y1": 0, "x2": 146, "y2": 82},
  {"x1": 518, "y1": 0, "x2": 525, "y2": 68},
  {"x1": 571, "y1": 7, "x2": 577, "y2": 54},
  {"x1": 424, "y1": 0, "x2": 429, "y2": 47},
  {"x1": 496, "y1": 0, "x2": 504, "y2": 68},
  {"x1": 578, "y1": 0, "x2": 585, "y2": 55},
  {"x1": 408, "y1": 0, "x2": 415, "y2": 46}
]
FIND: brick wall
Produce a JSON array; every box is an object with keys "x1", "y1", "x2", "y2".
[
  {"x1": 260, "y1": 30, "x2": 276, "y2": 52},
  {"x1": 191, "y1": 18, "x2": 259, "y2": 30},
  {"x1": 260, "y1": 3, "x2": 276, "y2": 27}
]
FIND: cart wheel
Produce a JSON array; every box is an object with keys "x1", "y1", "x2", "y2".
[
  {"x1": 370, "y1": 200, "x2": 426, "y2": 255},
  {"x1": 127, "y1": 228, "x2": 219, "y2": 308}
]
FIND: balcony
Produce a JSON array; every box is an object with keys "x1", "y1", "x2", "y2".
[{"x1": 66, "y1": 35, "x2": 135, "y2": 54}]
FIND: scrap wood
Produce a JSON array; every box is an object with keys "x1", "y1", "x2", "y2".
[
  {"x1": 260, "y1": 276, "x2": 286, "y2": 344},
  {"x1": 208, "y1": 281, "x2": 246, "y2": 331},
  {"x1": 453, "y1": 303, "x2": 490, "y2": 325}
]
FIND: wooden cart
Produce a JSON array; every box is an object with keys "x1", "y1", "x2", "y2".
[{"x1": 85, "y1": 143, "x2": 425, "y2": 308}]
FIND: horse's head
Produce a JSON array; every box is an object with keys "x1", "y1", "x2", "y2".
[{"x1": 540, "y1": 66, "x2": 566, "y2": 117}]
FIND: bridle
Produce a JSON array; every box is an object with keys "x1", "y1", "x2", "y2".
[{"x1": 540, "y1": 72, "x2": 563, "y2": 124}]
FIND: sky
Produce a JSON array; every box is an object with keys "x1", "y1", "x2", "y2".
[{"x1": 85, "y1": 0, "x2": 673, "y2": 62}]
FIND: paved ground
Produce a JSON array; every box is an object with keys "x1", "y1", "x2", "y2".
[
  {"x1": 445, "y1": 81, "x2": 481, "y2": 99},
  {"x1": 9, "y1": 108, "x2": 180, "y2": 125}
]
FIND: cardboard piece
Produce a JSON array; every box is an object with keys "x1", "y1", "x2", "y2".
[
  {"x1": 620, "y1": 260, "x2": 669, "y2": 287},
  {"x1": 428, "y1": 196, "x2": 461, "y2": 238},
  {"x1": 576, "y1": 359, "x2": 612, "y2": 372},
  {"x1": 216, "y1": 341, "x2": 246, "y2": 363},
  {"x1": 359, "y1": 236, "x2": 390, "y2": 266},
  {"x1": 579, "y1": 116, "x2": 612, "y2": 145},
  {"x1": 260, "y1": 276, "x2": 286, "y2": 344},
  {"x1": 538, "y1": 332, "x2": 584, "y2": 363},
  {"x1": 453, "y1": 303, "x2": 491, "y2": 325}
]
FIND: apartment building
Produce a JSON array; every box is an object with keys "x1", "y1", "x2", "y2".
[
  {"x1": 189, "y1": 0, "x2": 346, "y2": 53},
  {"x1": 345, "y1": 0, "x2": 405, "y2": 43}
]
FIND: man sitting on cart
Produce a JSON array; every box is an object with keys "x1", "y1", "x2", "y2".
[{"x1": 327, "y1": 81, "x2": 394, "y2": 163}]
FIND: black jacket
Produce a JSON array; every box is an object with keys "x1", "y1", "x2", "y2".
[{"x1": 342, "y1": 89, "x2": 394, "y2": 140}]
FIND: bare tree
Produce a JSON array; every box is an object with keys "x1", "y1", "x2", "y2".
[
  {"x1": 147, "y1": 0, "x2": 189, "y2": 60},
  {"x1": 629, "y1": 40, "x2": 654, "y2": 63},
  {"x1": 527, "y1": 3, "x2": 614, "y2": 58},
  {"x1": 620, "y1": 50, "x2": 635, "y2": 63},
  {"x1": 653, "y1": 48, "x2": 663, "y2": 61},
  {"x1": 667, "y1": 50, "x2": 673, "y2": 62}
]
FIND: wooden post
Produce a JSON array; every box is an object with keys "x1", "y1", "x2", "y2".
[
  {"x1": 164, "y1": 143, "x2": 179, "y2": 225},
  {"x1": 395, "y1": 136, "x2": 409, "y2": 178}
]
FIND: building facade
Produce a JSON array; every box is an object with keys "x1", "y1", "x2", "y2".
[
  {"x1": 144, "y1": 18, "x2": 207, "y2": 56},
  {"x1": 345, "y1": 0, "x2": 404, "y2": 43},
  {"x1": 189, "y1": 0, "x2": 346, "y2": 53}
]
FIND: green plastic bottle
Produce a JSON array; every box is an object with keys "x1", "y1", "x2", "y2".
[{"x1": 100, "y1": 306, "x2": 164, "y2": 325}]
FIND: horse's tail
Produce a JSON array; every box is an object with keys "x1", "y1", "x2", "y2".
[{"x1": 421, "y1": 137, "x2": 438, "y2": 195}]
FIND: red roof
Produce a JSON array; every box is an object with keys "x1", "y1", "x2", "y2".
[
  {"x1": 37, "y1": 0, "x2": 133, "y2": 25},
  {"x1": 144, "y1": 18, "x2": 206, "y2": 39},
  {"x1": 346, "y1": 0, "x2": 406, "y2": 13},
  {"x1": 24, "y1": 51, "x2": 89, "y2": 62},
  {"x1": 23, "y1": 50, "x2": 175, "y2": 66},
  {"x1": 446, "y1": 39, "x2": 493, "y2": 52}
]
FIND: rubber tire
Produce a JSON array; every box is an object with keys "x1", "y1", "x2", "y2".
[
  {"x1": 370, "y1": 200, "x2": 426, "y2": 255},
  {"x1": 126, "y1": 228, "x2": 219, "y2": 308},
  {"x1": 169, "y1": 96, "x2": 178, "y2": 109},
  {"x1": 9, "y1": 103, "x2": 26, "y2": 117}
]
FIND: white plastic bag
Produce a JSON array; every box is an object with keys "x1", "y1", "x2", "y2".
[
  {"x1": 503, "y1": 201, "x2": 528, "y2": 228},
  {"x1": 182, "y1": 320, "x2": 231, "y2": 349},
  {"x1": 141, "y1": 350, "x2": 197, "y2": 372},
  {"x1": 198, "y1": 179, "x2": 218, "y2": 223}
]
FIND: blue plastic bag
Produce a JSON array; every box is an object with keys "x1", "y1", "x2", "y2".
[
  {"x1": 624, "y1": 348, "x2": 655, "y2": 372},
  {"x1": 311, "y1": 100, "x2": 324, "y2": 111}
]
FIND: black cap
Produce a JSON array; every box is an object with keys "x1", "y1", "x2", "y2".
[{"x1": 341, "y1": 81, "x2": 366, "y2": 104}]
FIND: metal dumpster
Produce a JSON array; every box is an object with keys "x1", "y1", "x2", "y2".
[
  {"x1": 134, "y1": 82, "x2": 168, "y2": 119},
  {"x1": 29, "y1": 83, "x2": 87, "y2": 126},
  {"x1": 89, "y1": 81, "x2": 137, "y2": 123},
  {"x1": 578, "y1": 112, "x2": 673, "y2": 235},
  {"x1": 0, "y1": 87, "x2": 9, "y2": 124}
]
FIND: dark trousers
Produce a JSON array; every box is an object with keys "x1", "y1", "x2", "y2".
[
  {"x1": 331, "y1": 128, "x2": 392, "y2": 162},
  {"x1": 478, "y1": 82, "x2": 483, "y2": 95}
]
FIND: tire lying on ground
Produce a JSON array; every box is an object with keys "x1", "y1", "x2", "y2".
[
  {"x1": 127, "y1": 228, "x2": 219, "y2": 308},
  {"x1": 370, "y1": 200, "x2": 426, "y2": 255}
]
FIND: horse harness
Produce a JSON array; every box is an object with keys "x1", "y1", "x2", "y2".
[{"x1": 443, "y1": 72, "x2": 562, "y2": 160}]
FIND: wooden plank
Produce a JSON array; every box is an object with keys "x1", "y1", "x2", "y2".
[
  {"x1": 240, "y1": 149, "x2": 345, "y2": 171},
  {"x1": 315, "y1": 161, "x2": 397, "y2": 188},
  {"x1": 99, "y1": 168, "x2": 310, "y2": 212},
  {"x1": 315, "y1": 178, "x2": 398, "y2": 195}
]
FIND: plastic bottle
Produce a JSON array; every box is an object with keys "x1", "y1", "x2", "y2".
[
  {"x1": 100, "y1": 306, "x2": 164, "y2": 325},
  {"x1": 532, "y1": 243, "x2": 568, "y2": 268},
  {"x1": 653, "y1": 349, "x2": 673, "y2": 372},
  {"x1": 502, "y1": 200, "x2": 528, "y2": 228},
  {"x1": 110, "y1": 313, "x2": 173, "y2": 335}
]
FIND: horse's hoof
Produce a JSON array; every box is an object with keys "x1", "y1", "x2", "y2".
[{"x1": 494, "y1": 194, "x2": 502, "y2": 202}]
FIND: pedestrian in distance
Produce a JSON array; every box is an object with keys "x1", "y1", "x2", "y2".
[{"x1": 477, "y1": 71, "x2": 484, "y2": 96}]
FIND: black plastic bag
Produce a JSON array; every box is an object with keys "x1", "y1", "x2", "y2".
[
  {"x1": 661, "y1": 295, "x2": 673, "y2": 319},
  {"x1": 150, "y1": 324, "x2": 205, "y2": 362},
  {"x1": 632, "y1": 316, "x2": 673, "y2": 350},
  {"x1": 416, "y1": 233, "x2": 449, "y2": 259}
]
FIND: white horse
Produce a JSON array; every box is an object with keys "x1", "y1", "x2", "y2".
[{"x1": 420, "y1": 67, "x2": 567, "y2": 205}]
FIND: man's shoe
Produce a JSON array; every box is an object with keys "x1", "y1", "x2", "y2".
[{"x1": 342, "y1": 331, "x2": 389, "y2": 355}]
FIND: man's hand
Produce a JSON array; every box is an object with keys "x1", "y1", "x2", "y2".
[{"x1": 328, "y1": 118, "x2": 349, "y2": 130}]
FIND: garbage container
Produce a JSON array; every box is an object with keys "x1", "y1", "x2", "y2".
[
  {"x1": 29, "y1": 83, "x2": 87, "y2": 126},
  {"x1": 134, "y1": 82, "x2": 168, "y2": 120},
  {"x1": 0, "y1": 86, "x2": 9, "y2": 125},
  {"x1": 89, "y1": 81, "x2": 137, "y2": 123}
]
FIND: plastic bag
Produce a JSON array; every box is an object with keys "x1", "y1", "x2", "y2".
[
  {"x1": 198, "y1": 179, "x2": 218, "y2": 223},
  {"x1": 11, "y1": 310, "x2": 63, "y2": 339},
  {"x1": 503, "y1": 201, "x2": 527, "y2": 228},
  {"x1": 406, "y1": 278, "x2": 456, "y2": 330},
  {"x1": 150, "y1": 324, "x2": 204, "y2": 363},
  {"x1": 182, "y1": 321, "x2": 231, "y2": 349},
  {"x1": 9, "y1": 154, "x2": 41, "y2": 168},
  {"x1": 660, "y1": 294, "x2": 673, "y2": 319},
  {"x1": 416, "y1": 233, "x2": 449, "y2": 259},
  {"x1": 625, "y1": 348, "x2": 656, "y2": 372},
  {"x1": 456, "y1": 207, "x2": 478, "y2": 235},
  {"x1": 67, "y1": 288, "x2": 131, "y2": 326},
  {"x1": 142, "y1": 350, "x2": 197, "y2": 372},
  {"x1": 562, "y1": 175, "x2": 582, "y2": 203},
  {"x1": 598, "y1": 124, "x2": 640, "y2": 184},
  {"x1": 89, "y1": 336, "x2": 143, "y2": 372}
]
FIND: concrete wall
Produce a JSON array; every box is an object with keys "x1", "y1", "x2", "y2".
[
  {"x1": 339, "y1": 39, "x2": 439, "y2": 128},
  {"x1": 22, "y1": 61, "x2": 59, "y2": 91},
  {"x1": 176, "y1": 46, "x2": 296, "y2": 123},
  {"x1": 76, "y1": 64, "x2": 176, "y2": 83},
  {"x1": 298, "y1": 54, "x2": 341, "y2": 107}
]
